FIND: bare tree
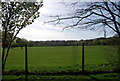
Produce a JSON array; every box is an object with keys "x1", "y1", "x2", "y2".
[
  {"x1": 47, "y1": 0, "x2": 120, "y2": 37},
  {"x1": 46, "y1": 0, "x2": 120, "y2": 70}
]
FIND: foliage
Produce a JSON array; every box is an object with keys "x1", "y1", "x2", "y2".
[
  {"x1": 16, "y1": 37, "x2": 29, "y2": 47},
  {"x1": 13, "y1": 36, "x2": 119, "y2": 47},
  {"x1": 1, "y1": 1, "x2": 43, "y2": 72}
]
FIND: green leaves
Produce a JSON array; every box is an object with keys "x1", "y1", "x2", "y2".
[
  {"x1": 1, "y1": 2, "x2": 43, "y2": 70},
  {"x1": 2, "y1": 2, "x2": 43, "y2": 32}
]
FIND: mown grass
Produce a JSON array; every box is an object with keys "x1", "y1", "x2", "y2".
[{"x1": 4, "y1": 45, "x2": 117, "y2": 72}]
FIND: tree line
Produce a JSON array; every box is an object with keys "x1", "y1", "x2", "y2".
[{"x1": 9, "y1": 36, "x2": 119, "y2": 47}]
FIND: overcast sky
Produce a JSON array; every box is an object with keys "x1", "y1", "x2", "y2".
[{"x1": 17, "y1": 0, "x2": 114, "y2": 41}]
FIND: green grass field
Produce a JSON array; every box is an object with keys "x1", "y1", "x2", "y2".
[{"x1": 4, "y1": 45, "x2": 117, "y2": 72}]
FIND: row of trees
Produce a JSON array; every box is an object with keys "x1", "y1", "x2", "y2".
[{"x1": 10, "y1": 36, "x2": 119, "y2": 47}]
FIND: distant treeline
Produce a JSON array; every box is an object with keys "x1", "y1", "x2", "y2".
[{"x1": 9, "y1": 36, "x2": 119, "y2": 47}]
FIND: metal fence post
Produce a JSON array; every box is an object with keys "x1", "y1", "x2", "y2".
[
  {"x1": 82, "y1": 43, "x2": 85, "y2": 72},
  {"x1": 25, "y1": 45, "x2": 28, "y2": 81}
]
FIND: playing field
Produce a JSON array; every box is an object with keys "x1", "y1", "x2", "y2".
[{"x1": 5, "y1": 46, "x2": 117, "y2": 72}]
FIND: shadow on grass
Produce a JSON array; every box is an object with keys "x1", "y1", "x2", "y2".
[
  {"x1": 3, "y1": 70, "x2": 119, "y2": 75},
  {"x1": 2, "y1": 70, "x2": 120, "y2": 81},
  {"x1": 2, "y1": 79, "x2": 120, "y2": 81}
]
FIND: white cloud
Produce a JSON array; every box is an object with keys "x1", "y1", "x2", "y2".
[
  {"x1": 17, "y1": 19, "x2": 104, "y2": 41},
  {"x1": 17, "y1": 19, "x2": 65, "y2": 41}
]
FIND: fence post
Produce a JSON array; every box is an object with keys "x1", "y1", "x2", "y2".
[
  {"x1": 25, "y1": 45, "x2": 28, "y2": 81},
  {"x1": 82, "y1": 43, "x2": 85, "y2": 72}
]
